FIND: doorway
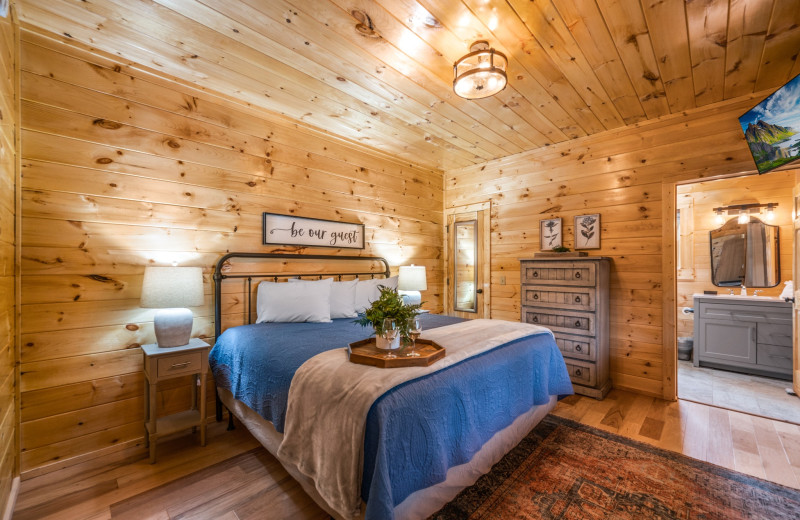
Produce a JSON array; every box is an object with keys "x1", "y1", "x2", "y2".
[
  {"x1": 445, "y1": 203, "x2": 490, "y2": 319},
  {"x1": 674, "y1": 170, "x2": 800, "y2": 423}
]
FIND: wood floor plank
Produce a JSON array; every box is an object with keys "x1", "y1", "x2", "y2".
[
  {"x1": 751, "y1": 416, "x2": 799, "y2": 488},
  {"x1": 680, "y1": 399, "x2": 709, "y2": 462},
  {"x1": 728, "y1": 412, "x2": 766, "y2": 479},
  {"x1": 706, "y1": 407, "x2": 735, "y2": 470}
]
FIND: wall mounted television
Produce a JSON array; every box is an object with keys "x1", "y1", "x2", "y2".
[{"x1": 739, "y1": 73, "x2": 800, "y2": 174}]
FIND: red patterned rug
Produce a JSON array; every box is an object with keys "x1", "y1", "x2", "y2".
[{"x1": 432, "y1": 415, "x2": 800, "y2": 519}]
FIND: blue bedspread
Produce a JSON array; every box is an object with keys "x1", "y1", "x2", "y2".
[
  {"x1": 361, "y1": 332, "x2": 573, "y2": 519},
  {"x1": 210, "y1": 316, "x2": 573, "y2": 520},
  {"x1": 209, "y1": 314, "x2": 463, "y2": 433}
]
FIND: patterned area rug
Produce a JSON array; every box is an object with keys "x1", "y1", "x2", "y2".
[{"x1": 432, "y1": 415, "x2": 800, "y2": 520}]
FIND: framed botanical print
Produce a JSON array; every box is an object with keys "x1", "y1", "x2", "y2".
[
  {"x1": 574, "y1": 214, "x2": 600, "y2": 249},
  {"x1": 539, "y1": 218, "x2": 562, "y2": 250}
]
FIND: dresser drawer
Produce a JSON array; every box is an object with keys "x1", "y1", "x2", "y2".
[
  {"x1": 757, "y1": 323, "x2": 792, "y2": 347},
  {"x1": 565, "y1": 359, "x2": 596, "y2": 387},
  {"x1": 157, "y1": 352, "x2": 202, "y2": 378},
  {"x1": 756, "y1": 344, "x2": 792, "y2": 371},
  {"x1": 522, "y1": 285, "x2": 596, "y2": 311},
  {"x1": 522, "y1": 307, "x2": 595, "y2": 336},
  {"x1": 521, "y1": 261, "x2": 596, "y2": 287},
  {"x1": 554, "y1": 334, "x2": 596, "y2": 362}
]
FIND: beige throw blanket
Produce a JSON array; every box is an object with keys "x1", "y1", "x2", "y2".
[{"x1": 276, "y1": 319, "x2": 552, "y2": 520}]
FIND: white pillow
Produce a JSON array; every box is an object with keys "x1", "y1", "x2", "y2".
[
  {"x1": 354, "y1": 276, "x2": 398, "y2": 314},
  {"x1": 288, "y1": 278, "x2": 358, "y2": 319},
  {"x1": 256, "y1": 278, "x2": 332, "y2": 323}
]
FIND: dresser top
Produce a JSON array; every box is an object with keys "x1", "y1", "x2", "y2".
[{"x1": 520, "y1": 256, "x2": 611, "y2": 262}]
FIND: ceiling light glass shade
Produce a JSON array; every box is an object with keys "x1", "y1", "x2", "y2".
[
  {"x1": 453, "y1": 41, "x2": 508, "y2": 99},
  {"x1": 738, "y1": 211, "x2": 749, "y2": 224}
]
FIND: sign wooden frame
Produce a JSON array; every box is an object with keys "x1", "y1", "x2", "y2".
[{"x1": 262, "y1": 213, "x2": 365, "y2": 249}]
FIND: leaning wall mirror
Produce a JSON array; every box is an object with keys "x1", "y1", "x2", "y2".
[{"x1": 709, "y1": 216, "x2": 780, "y2": 287}]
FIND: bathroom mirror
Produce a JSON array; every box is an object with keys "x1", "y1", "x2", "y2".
[{"x1": 709, "y1": 217, "x2": 780, "y2": 287}]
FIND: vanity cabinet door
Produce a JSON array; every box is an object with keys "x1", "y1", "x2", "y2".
[{"x1": 697, "y1": 318, "x2": 757, "y2": 366}]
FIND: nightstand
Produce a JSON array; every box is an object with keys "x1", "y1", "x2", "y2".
[{"x1": 141, "y1": 338, "x2": 211, "y2": 463}]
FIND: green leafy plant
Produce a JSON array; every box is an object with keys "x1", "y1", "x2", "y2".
[
  {"x1": 354, "y1": 286, "x2": 422, "y2": 339},
  {"x1": 552, "y1": 246, "x2": 571, "y2": 252}
]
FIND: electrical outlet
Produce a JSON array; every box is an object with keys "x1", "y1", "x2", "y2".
[{"x1": 500, "y1": 276, "x2": 506, "y2": 285}]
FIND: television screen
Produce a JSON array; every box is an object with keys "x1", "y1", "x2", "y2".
[{"x1": 739, "y1": 73, "x2": 800, "y2": 174}]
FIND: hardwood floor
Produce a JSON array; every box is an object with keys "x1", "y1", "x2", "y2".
[{"x1": 13, "y1": 390, "x2": 800, "y2": 519}]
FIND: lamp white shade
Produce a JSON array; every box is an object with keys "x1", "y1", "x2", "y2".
[
  {"x1": 141, "y1": 266, "x2": 204, "y2": 308},
  {"x1": 398, "y1": 265, "x2": 427, "y2": 291},
  {"x1": 141, "y1": 266, "x2": 204, "y2": 348}
]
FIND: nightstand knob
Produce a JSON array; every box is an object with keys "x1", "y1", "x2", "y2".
[
  {"x1": 574, "y1": 271, "x2": 581, "y2": 279},
  {"x1": 532, "y1": 271, "x2": 539, "y2": 278},
  {"x1": 575, "y1": 369, "x2": 582, "y2": 376},
  {"x1": 575, "y1": 320, "x2": 581, "y2": 327},
  {"x1": 532, "y1": 316, "x2": 539, "y2": 323},
  {"x1": 575, "y1": 345, "x2": 583, "y2": 352}
]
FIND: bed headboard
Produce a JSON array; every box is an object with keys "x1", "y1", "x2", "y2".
[{"x1": 213, "y1": 252, "x2": 391, "y2": 338}]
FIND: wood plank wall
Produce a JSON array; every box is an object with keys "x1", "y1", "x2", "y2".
[
  {"x1": 0, "y1": 1, "x2": 19, "y2": 513},
  {"x1": 18, "y1": 31, "x2": 444, "y2": 476},
  {"x1": 676, "y1": 171, "x2": 795, "y2": 339},
  {"x1": 444, "y1": 90, "x2": 785, "y2": 398}
]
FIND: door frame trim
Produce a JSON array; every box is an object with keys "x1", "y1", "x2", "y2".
[{"x1": 445, "y1": 202, "x2": 491, "y2": 319}]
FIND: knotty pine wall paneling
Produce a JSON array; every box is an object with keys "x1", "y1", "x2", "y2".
[
  {"x1": 19, "y1": 32, "x2": 444, "y2": 476},
  {"x1": 0, "y1": 1, "x2": 19, "y2": 514},
  {"x1": 445, "y1": 91, "x2": 786, "y2": 399},
  {"x1": 676, "y1": 172, "x2": 795, "y2": 339}
]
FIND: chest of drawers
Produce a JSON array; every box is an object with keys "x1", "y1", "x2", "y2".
[{"x1": 520, "y1": 258, "x2": 611, "y2": 399}]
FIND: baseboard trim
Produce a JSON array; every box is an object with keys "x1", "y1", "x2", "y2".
[{"x1": 2, "y1": 476, "x2": 19, "y2": 520}]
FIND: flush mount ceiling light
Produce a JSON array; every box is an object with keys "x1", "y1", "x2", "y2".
[{"x1": 453, "y1": 40, "x2": 508, "y2": 99}]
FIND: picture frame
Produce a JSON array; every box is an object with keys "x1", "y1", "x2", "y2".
[
  {"x1": 262, "y1": 213, "x2": 365, "y2": 249},
  {"x1": 574, "y1": 214, "x2": 601, "y2": 250},
  {"x1": 539, "y1": 218, "x2": 562, "y2": 251}
]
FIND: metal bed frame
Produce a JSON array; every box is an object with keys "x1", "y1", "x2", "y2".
[{"x1": 212, "y1": 252, "x2": 392, "y2": 423}]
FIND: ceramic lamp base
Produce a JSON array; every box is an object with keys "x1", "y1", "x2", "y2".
[
  {"x1": 154, "y1": 307, "x2": 193, "y2": 348},
  {"x1": 399, "y1": 290, "x2": 422, "y2": 306}
]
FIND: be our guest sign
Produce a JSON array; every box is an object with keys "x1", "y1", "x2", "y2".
[{"x1": 262, "y1": 213, "x2": 365, "y2": 249}]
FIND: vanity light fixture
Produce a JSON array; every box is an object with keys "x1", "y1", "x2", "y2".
[
  {"x1": 712, "y1": 202, "x2": 778, "y2": 225},
  {"x1": 714, "y1": 209, "x2": 725, "y2": 225},
  {"x1": 453, "y1": 41, "x2": 508, "y2": 99}
]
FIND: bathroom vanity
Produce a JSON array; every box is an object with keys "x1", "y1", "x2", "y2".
[{"x1": 693, "y1": 295, "x2": 792, "y2": 380}]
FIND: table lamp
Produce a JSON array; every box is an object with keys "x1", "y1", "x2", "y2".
[
  {"x1": 398, "y1": 265, "x2": 427, "y2": 306},
  {"x1": 141, "y1": 266, "x2": 204, "y2": 348}
]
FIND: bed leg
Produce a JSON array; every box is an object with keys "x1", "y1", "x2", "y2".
[
  {"x1": 227, "y1": 408, "x2": 235, "y2": 431},
  {"x1": 215, "y1": 388, "x2": 222, "y2": 422}
]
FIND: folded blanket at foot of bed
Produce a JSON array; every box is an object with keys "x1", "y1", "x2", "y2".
[{"x1": 277, "y1": 319, "x2": 574, "y2": 520}]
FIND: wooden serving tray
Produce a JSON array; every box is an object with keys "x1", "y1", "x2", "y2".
[{"x1": 347, "y1": 338, "x2": 445, "y2": 368}]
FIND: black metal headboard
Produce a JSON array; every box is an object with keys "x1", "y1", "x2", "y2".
[{"x1": 213, "y1": 252, "x2": 391, "y2": 338}]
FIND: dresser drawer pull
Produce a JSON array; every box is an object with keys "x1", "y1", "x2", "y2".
[
  {"x1": 170, "y1": 361, "x2": 192, "y2": 369},
  {"x1": 575, "y1": 369, "x2": 582, "y2": 376},
  {"x1": 575, "y1": 320, "x2": 581, "y2": 327},
  {"x1": 532, "y1": 316, "x2": 539, "y2": 323},
  {"x1": 532, "y1": 271, "x2": 539, "y2": 278},
  {"x1": 575, "y1": 296, "x2": 581, "y2": 303},
  {"x1": 575, "y1": 345, "x2": 583, "y2": 352},
  {"x1": 533, "y1": 294, "x2": 539, "y2": 300},
  {"x1": 574, "y1": 272, "x2": 581, "y2": 279}
]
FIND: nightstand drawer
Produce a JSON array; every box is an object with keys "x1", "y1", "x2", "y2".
[{"x1": 157, "y1": 352, "x2": 201, "y2": 378}]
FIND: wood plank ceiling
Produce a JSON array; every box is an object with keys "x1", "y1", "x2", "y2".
[{"x1": 16, "y1": 0, "x2": 800, "y2": 171}]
